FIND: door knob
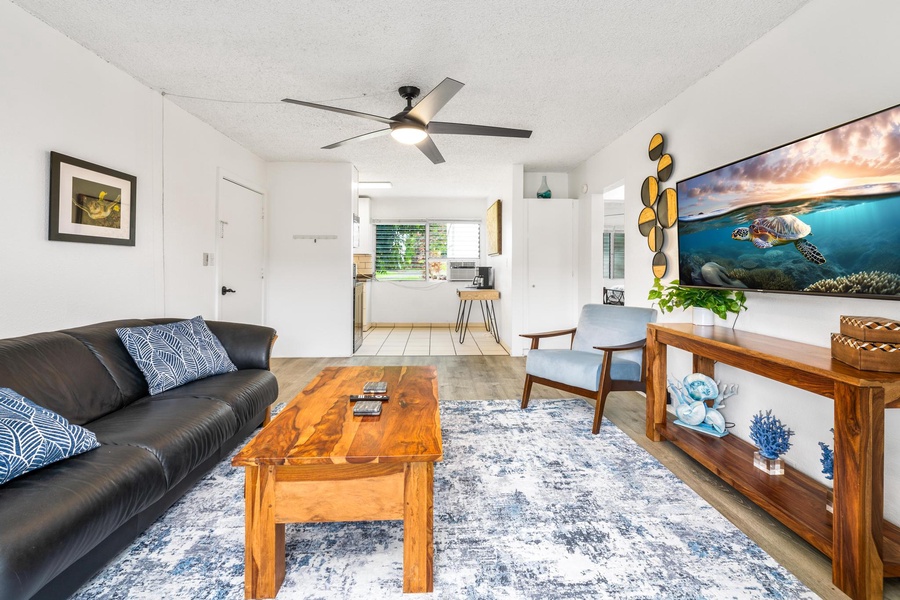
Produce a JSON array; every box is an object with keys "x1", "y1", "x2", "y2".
[{"x1": 221, "y1": 286, "x2": 236, "y2": 296}]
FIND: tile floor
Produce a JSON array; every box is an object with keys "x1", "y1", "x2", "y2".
[{"x1": 355, "y1": 325, "x2": 508, "y2": 356}]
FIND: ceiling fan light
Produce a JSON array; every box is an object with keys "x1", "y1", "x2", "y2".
[{"x1": 390, "y1": 125, "x2": 427, "y2": 145}]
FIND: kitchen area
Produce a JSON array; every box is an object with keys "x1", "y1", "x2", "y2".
[{"x1": 350, "y1": 194, "x2": 505, "y2": 356}]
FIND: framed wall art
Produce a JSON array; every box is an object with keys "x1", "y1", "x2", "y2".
[
  {"x1": 49, "y1": 151, "x2": 136, "y2": 246},
  {"x1": 487, "y1": 199, "x2": 501, "y2": 256}
]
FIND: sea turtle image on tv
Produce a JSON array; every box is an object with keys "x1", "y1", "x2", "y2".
[{"x1": 731, "y1": 215, "x2": 825, "y2": 265}]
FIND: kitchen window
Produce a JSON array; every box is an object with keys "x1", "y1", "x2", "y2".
[{"x1": 375, "y1": 221, "x2": 480, "y2": 281}]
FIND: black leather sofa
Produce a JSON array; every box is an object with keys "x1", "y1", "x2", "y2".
[{"x1": 0, "y1": 318, "x2": 278, "y2": 600}]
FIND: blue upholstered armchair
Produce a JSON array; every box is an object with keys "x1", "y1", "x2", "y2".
[{"x1": 521, "y1": 305, "x2": 657, "y2": 434}]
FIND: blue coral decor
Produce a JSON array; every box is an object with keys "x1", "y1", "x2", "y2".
[
  {"x1": 819, "y1": 429, "x2": 834, "y2": 480},
  {"x1": 749, "y1": 410, "x2": 794, "y2": 460}
]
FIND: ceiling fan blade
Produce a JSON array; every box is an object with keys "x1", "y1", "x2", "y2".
[
  {"x1": 322, "y1": 128, "x2": 391, "y2": 149},
  {"x1": 427, "y1": 121, "x2": 532, "y2": 138},
  {"x1": 406, "y1": 78, "x2": 464, "y2": 124},
  {"x1": 415, "y1": 135, "x2": 445, "y2": 164},
  {"x1": 282, "y1": 98, "x2": 397, "y2": 125}
]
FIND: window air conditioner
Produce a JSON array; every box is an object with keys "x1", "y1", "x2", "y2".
[{"x1": 448, "y1": 261, "x2": 477, "y2": 281}]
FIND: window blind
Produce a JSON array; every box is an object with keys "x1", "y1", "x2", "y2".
[
  {"x1": 375, "y1": 224, "x2": 426, "y2": 280},
  {"x1": 603, "y1": 231, "x2": 625, "y2": 279},
  {"x1": 375, "y1": 221, "x2": 480, "y2": 281}
]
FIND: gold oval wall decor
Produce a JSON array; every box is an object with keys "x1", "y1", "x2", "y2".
[
  {"x1": 657, "y1": 154, "x2": 674, "y2": 182},
  {"x1": 648, "y1": 133, "x2": 664, "y2": 161},
  {"x1": 638, "y1": 206, "x2": 657, "y2": 237},
  {"x1": 641, "y1": 176, "x2": 659, "y2": 207},
  {"x1": 656, "y1": 188, "x2": 678, "y2": 228},
  {"x1": 652, "y1": 252, "x2": 668, "y2": 278},
  {"x1": 647, "y1": 226, "x2": 664, "y2": 252}
]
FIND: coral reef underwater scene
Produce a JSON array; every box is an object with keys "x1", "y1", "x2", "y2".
[
  {"x1": 678, "y1": 190, "x2": 900, "y2": 297},
  {"x1": 677, "y1": 103, "x2": 900, "y2": 298}
]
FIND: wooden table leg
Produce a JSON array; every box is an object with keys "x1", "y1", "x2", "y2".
[
  {"x1": 403, "y1": 461, "x2": 434, "y2": 593},
  {"x1": 244, "y1": 465, "x2": 285, "y2": 599},
  {"x1": 645, "y1": 328, "x2": 667, "y2": 441},
  {"x1": 832, "y1": 383, "x2": 884, "y2": 600},
  {"x1": 692, "y1": 354, "x2": 715, "y2": 377}
]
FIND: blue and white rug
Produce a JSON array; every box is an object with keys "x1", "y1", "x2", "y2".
[{"x1": 74, "y1": 399, "x2": 817, "y2": 599}]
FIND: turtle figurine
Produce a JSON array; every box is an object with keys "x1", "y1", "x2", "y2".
[{"x1": 731, "y1": 215, "x2": 825, "y2": 264}]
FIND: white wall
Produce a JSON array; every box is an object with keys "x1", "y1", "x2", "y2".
[
  {"x1": 569, "y1": 0, "x2": 900, "y2": 521},
  {"x1": 484, "y1": 166, "x2": 516, "y2": 349},
  {"x1": 162, "y1": 102, "x2": 266, "y2": 319},
  {"x1": 369, "y1": 197, "x2": 487, "y2": 324},
  {"x1": 0, "y1": 0, "x2": 161, "y2": 337},
  {"x1": 0, "y1": 2, "x2": 268, "y2": 338},
  {"x1": 267, "y1": 163, "x2": 354, "y2": 356}
]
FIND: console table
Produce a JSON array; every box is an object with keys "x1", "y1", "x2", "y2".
[{"x1": 645, "y1": 323, "x2": 900, "y2": 600}]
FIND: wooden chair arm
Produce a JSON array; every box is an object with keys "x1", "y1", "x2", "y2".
[
  {"x1": 520, "y1": 327, "x2": 577, "y2": 350},
  {"x1": 593, "y1": 338, "x2": 647, "y2": 352}
]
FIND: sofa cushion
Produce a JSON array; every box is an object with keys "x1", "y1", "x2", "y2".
[
  {"x1": 152, "y1": 369, "x2": 277, "y2": 425},
  {"x1": 116, "y1": 316, "x2": 237, "y2": 395},
  {"x1": 0, "y1": 388, "x2": 100, "y2": 485},
  {"x1": 0, "y1": 332, "x2": 125, "y2": 425},
  {"x1": 526, "y1": 349, "x2": 642, "y2": 392},
  {"x1": 61, "y1": 319, "x2": 157, "y2": 405},
  {"x1": 0, "y1": 444, "x2": 167, "y2": 600},
  {"x1": 86, "y1": 396, "x2": 238, "y2": 488}
]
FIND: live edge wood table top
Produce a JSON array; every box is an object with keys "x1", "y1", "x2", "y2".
[
  {"x1": 645, "y1": 323, "x2": 900, "y2": 600},
  {"x1": 233, "y1": 366, "x2": 443, "y2": 598}
]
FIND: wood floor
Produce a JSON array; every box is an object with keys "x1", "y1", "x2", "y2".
[{"x1": 270, "y1": 355, "x2": 900, "y2": 600}]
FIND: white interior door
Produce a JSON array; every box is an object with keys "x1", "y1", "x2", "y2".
[
  {"x1": 525, "y1": 198, "x2": 577, "y2": 350},
  {"x1": 218, "y1": 178, "x2": 264, "y2": 325}
]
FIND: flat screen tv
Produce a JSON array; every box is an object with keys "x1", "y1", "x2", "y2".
[{"x1": 676, "y1": 103, "x2": 900, "y2": 301}]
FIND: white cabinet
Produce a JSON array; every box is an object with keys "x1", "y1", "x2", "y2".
[{"x1": 358, "y1": 196, "x2": 373, "y2": 253}]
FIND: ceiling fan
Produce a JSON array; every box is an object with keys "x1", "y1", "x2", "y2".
[{"x1": 282, "y1": 78, "x2": 532, "y2": 164}]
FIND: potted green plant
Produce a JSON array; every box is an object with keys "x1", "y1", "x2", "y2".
[{"x1": 648, "y1": 278, "x2": 747, "y2": 325}]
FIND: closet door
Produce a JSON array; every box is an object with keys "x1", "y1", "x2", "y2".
[{"x1": 524, "y1": 198, "x2": 578, "y2": 350}]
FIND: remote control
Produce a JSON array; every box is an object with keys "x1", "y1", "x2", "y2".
[
  {"x1": 353, "y1": 400, "x2": 382, "y2": 416},
  {"x1": 349, "y1": 394, "x2": 389, "y2": 401},
  {"x1": 363, "y1": 381, "x2": 388, "y2": 394}
]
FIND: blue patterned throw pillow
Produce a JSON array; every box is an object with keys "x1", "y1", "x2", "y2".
[
  {"x1": 116, "y1": 316, "x2": 238, "y2": 395},
  {"x1": 0, "y1": 388, "x2": 100, "y2": 485}
]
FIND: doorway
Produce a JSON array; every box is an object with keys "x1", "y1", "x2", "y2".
[{"x1": 217, "y1": 176, "x2": 265, "y2": 325}]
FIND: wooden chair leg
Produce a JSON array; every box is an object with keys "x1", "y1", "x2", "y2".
[
  {"x1": 592, "y1": 389, "x2": 610, "y2": 434},
  {"x1": 592, "y1": 352, "x2": 615, "y2": 434},
  {"x1": 521, "y1": 374, "x2": 534, "y2": 409}
]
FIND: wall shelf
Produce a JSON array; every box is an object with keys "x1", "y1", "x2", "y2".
[{"x1": 645, "y1": 323, "x2": 900, "y2": 599}]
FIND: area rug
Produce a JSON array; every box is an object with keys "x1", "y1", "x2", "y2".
[{"x1": 74, "y1": 399, "x2": 817, "y2": 599}]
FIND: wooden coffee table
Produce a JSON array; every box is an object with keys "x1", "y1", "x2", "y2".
[{"x1": 232, "y1": 366, "x2": 443, "y2": 598}]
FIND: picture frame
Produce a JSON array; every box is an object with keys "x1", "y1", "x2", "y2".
[
  {"x1": 49, "y1": 151, "x2": 136, "y2": 246},
  {"x1": 487, "y1": 199, "x2": 501, "y2": 256}
]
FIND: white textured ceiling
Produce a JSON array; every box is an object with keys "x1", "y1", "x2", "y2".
[{"x1": 14, "y1": 0, "x2": 809, "y2": 198}]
